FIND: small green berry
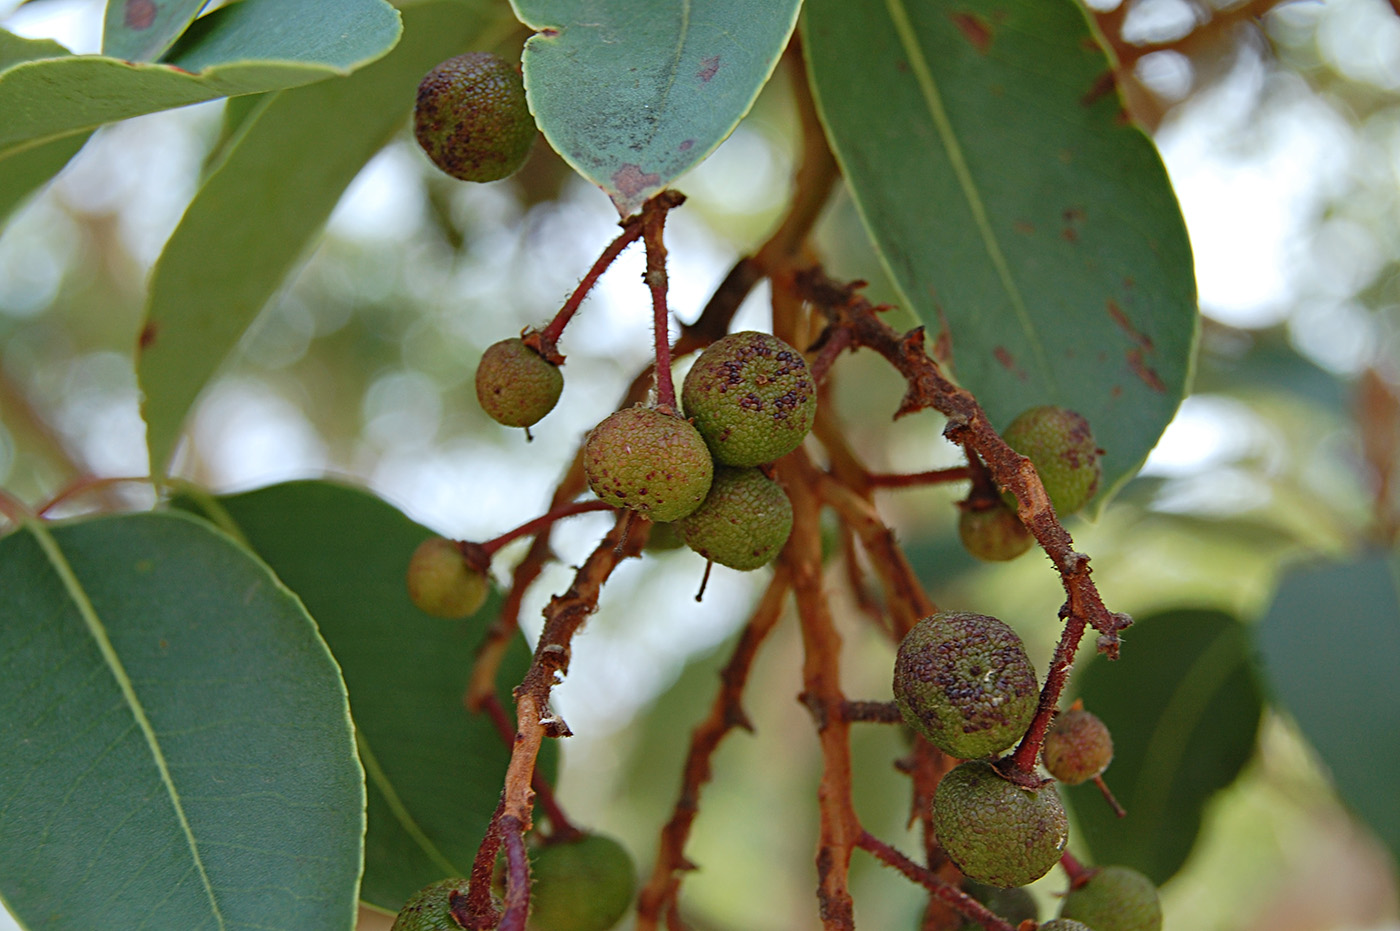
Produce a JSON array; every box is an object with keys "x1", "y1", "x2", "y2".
[
  {"x1": 958, "y1": 501, "x2": 1034, "y2": 562},
  {"x1": 893, "y1": 612, "x2": 1039, "y2": 759},
  {"x1": 390, "y1": 877, "x2": 469, "y2": 931},
  {"x1": 934, "y1": 760, "x2": 1068, "y2": 888},
  {"x1": 530, "y1": 833, "x2": 636, "y2": 931},
  {"x1": 583, "y1": 406, "x2": 714, "y2": 522},
  {"x1": 682, "y1": 331, "x2": 816, "y2": 467},
  {"x1": 475, "y1": 338, "x2": 563, "y2": 428},
  {"x1": 1001, "y1": 406, "x2": 1102, "y2": 516},
  {"x1": 1059, "y1": 866, "x2": 1162, "y2": 931},
  {"x1": 1039, "y1": 922, "x2": 1093, "y2": 931},
  {"x1": 406, "y1": 537, "x2": 489, "y2": 618},
  {"x1": 1042, "y1": 707, "x2": 1114, "y2": 785},
  {"x1": 678, "y1": 467, "x2": 793, "y2": 570},
  {"x1": 414, "y1": 52, "x2": 535, "y2": 183}
]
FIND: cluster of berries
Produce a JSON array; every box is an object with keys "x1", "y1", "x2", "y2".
[{"x1": 894, "y1": 611, "x2": 1161, "y2": 931}]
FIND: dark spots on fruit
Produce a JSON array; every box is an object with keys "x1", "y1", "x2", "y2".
[
  {"x1": 1081, "y1": 70, "x2": 1117, "y2": 107},
  {"x1": 950, "y1": 12, "x2": 993, "y2": 53},
  {"x1": 1127, "y1": 348, "x2": 1167, "y2": 392},
  {"x1": 138, "y1": 320, "x2": 159, "y2": 350},
  {"x1": 697, "y1": 55, "x2": 721, "y2": 82},
  {"x1": 613, "y1": 163, "x2": 661, "y2": 200},
  {"x1": 125, "y1": 0, "x2": 156, "y2": 30},
  {"x1": 1107, "y1": 298, "x2": 1154, "y2": 351},
  {"x1": 739, "y1": 393, "x2": 763, "y2": 412},
  {"x1": 1062, "y1": 227, "x2": 1078, "y2": 243}
]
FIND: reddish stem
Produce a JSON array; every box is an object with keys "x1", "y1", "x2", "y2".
[
  {"x1": 865, "y1": 467, "x2": 971, "y2": 489},
  {"x1": 1005, "y1": 611, "x2": 1087, "y2": 776},
  {"x1": 1093, "y1": 773, "x2": 1128, "y2": 818},
  {"x1": 498, "y1": 818, "x2": 532, "y2": 931},
  {"x1": 854, "y1": 832, "x2": 1014, "y2": 931},
  {"x1": 38, "y1": 475, "x2": 153, "y2": 516},
  {"x1": 479, "y1": 694, "x2": 582, "y2": 840},
  {"x1": 534, "y1": 222, "x2": 646, "y2": 362},
  {"x1": 1060, "y1": 849, "x2": 1096, "y2": 889},
  {"x1": 478, "y1": 500, "x2": 616, "y2": 558},
  {"x1": 642, "y1": 195, "x2": 681, "y2": 410},
  {"x1": 840, "y1": 700, "x2": 903, "y2": 724}
]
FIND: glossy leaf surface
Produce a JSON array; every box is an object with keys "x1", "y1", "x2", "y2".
[
  {"x1": 184, "y1": 480, "x2": 540, "y2": 911},
  {"x1": 803, "y1": 0, "x2": 1197, "y2": 504},
  {"x1": 511, "y1": 0, "x2": 802, "y2": 216},
  {"x1": 0, "y1": 0, "x2": 402, "y2": 160},
  {"x1": 1258, "y1": 553, "x2": 1400, "y2": 864},
  {"x1": 1067, "y1": 608, "x2": 1263, "y2": 884},
  {"x1": 102, "y1": 0, "x2": 208, "y2": 62},
  {"x1": 0, "y1": 512, "x2": 363, "y2": 930},
  {"x1": 139, "y1": 0, "x2": 493, "y2": 473}
]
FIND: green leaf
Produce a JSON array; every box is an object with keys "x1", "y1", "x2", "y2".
[
  {"x1": 0, "y1": 512, "x2": 363, "y2": 930},
  {"x1": 803, "y1": 0, "x2": 1198, "y2": 506},
  {"x1": 0, "y1": 26, "x2": 69, "y2": 70},
  {"x1": 103, "y1": 0, "x2": 209, "y2": 62},
  {"x1": 0, "y1": 131, "x2": 90, "y2": 224},
  {"x1": 1067, "y1": 608, "x2": 1263, "y2": 884},
  {"x1": 0, "y1": 0, "x2": 403, "y2": 161},
  {"x1": 1258, "y1": 553, "x2": 1400, "y2": 865},
  {"x1": 138, "y1": 0, "x2": 496, "y2": 475},
  {"x1": 510, "y1": 0, "x2": 802, "y2": 217},
  {"x1": 178, "y1": 480, "x2": 544, "y2": 912}
]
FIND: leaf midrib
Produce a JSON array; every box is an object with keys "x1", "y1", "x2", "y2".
[
  {"x1": 26, "y1": 519, "x2": 227, "y2": 930},
  {"x1": 881, "y1": 0, "x2": 1054, "y2": 389}
]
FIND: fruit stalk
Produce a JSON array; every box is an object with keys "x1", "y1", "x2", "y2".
[
  {"x1": 854, "y1": 832, "x2": 1014, "y2": 931},
  {"x1": 641, "y1": 193, "x2": 682, "y2": 410},
  {"x1": 535, "y1": 220, "x2": 646, "y2": 361},
  {"x1": 478, "y1": 499, "x2": 616, "y2": 557}
]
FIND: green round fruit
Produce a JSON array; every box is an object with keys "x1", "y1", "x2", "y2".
[
  {"x1": 958, "y1": 880, "x2": 1038, "y2": 930},
  {"x1": 1039, "y1": 922, "x2": 1093, "y2": 931},
  {"x1": 681, "y1": 331, "x2": 816, "y2": 467},
  {"x1": 893, "y1": 612, "x2": 1039, "y2": 759},
  {"x1": 958, "y1": 502, "x2": 1034, "y2": 562},
  {"x1": 406, "y1": 537, "x2": 489, "y2": 618},
  {"x1": 1001, "y1": 406, "x2": 1102, "y2": 516},
  {"x1": 583, "y1": 406, "x2": 714, "y2": 522},
  {"x1": 475, "y1": 338, "x2": 563, "y2": 428},
  {"x1": 530, "y1": 833, "x2": 636, "y2": 931},
  {"x1": 934, "y1": 760, "x2": 1068, "y2": 888},
  {"x1": 414, "y1": 52, "x2": 535, "y2": 183},
  {"x1": 1059, "y1": 866, "x2": 1162, "y2": 931},
  {"x1": 391, "y1": 877, "x2": 469, "y2": 931},
  {"x1": 1042, "y1": 708, "x2": 1113, "y2": 785},
  {"x1": 677, "y1": 467, "x2": 793, "y2": 570}
]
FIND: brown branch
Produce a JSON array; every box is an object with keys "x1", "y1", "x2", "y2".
[
  {"x1": 636, "y1": 568, "x2": 792, "y2": 931},
  {"x1": 479, "y1": 693, "x2": 581, "y2": 840},
  {"x1": 478, "y1": 500, "x2": 616, "y2": 558},
  {"x1": 840, "y1": 700, "x2": 903, "y2": 724},
  {"x1": 794, "y1": 269, "x2": 1130, "y2": 780},
  {"x1": 459, "y1": 512, "x2": 643, "y2": 928},
  {"x1": 866, "y1": 467, "x2": 971, "y2": 489},
  {"x1": 779, "y1": 449, "x2": 859, "y2": 930}
]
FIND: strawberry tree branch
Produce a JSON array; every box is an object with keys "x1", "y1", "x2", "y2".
[
  {"x1": 855, "y1": 832, "x2": 1014, "y2": 931},
  {"x1": 779, "y1": 448, "x2": 861, "y2": 930},
  {"x1": 636, "y1": 567, "x2": 792, "y2": 931},
  {"x1": 793, "y1": 268, "x2": 1131, "y2": 780},
  {"x1": 458, "y1": 511, "x2": 643, "y2": 928},
  {"x1": 533, "y1": 218, "x2": 646, "y2": 364}
]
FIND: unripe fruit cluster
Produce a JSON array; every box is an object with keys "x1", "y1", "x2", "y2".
[
  {"x1": 934, "y1": 759, "x2": 1067, "y2": 888},
  {"x1": 579, "y1": 331, "x2": 814, "y2": 571},
  {"x1": 1060, "y1": 866, "x2": 1162, "y2": 931}
]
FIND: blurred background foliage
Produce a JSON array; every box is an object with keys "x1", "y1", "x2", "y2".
[{"x1": 2, "y1": 0, "x2": 1399, "y2": 929}]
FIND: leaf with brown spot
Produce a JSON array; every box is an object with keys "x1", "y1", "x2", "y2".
[
  {"x1": 509, "y1": 0, "x2": 802, "y2": 216},
  {"x1": 804, "y1": 0, "x2": 1197, "y2": 509}
]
